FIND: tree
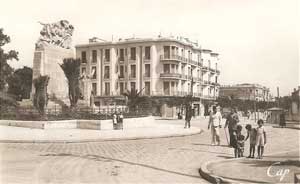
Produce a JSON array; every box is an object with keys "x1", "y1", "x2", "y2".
[
  {"x1": 7, "y1": 66, "x2": 32, "y2": 100},
  {"x1": 33, "y1": 75, "x2": 50, "y2": 115},
  {"x1": 60, "y1": 58, "x2": 81, "y2": 108},
  {"x1": 0, "y1": 28, "x2": 19, "y2": 91}
]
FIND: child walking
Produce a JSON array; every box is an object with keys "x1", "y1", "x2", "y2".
[
  {"x1": 256, "y1": 119, "x2": 267, "y2": 159},
  {"x1": 245, "y1": 124, "x2": 257, "y2": 158}
]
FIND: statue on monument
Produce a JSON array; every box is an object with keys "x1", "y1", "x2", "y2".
[{"x1": 36, "y1": 20, "x2": 74, "y2": 49}]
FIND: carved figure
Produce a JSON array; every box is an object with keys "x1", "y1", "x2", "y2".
[{"x1": 36, "y1": 20, "x2": 74, "y2": 49}]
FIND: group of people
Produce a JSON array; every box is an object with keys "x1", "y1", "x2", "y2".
[
  {"x1": 112, "y1": 112, "x2": 124, "y2": 130},
  {"x1": 208, "y1": 106, "x2": 267, "y2": 159}
]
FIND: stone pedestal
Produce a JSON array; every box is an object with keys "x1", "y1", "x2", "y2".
[{"x1": 32, "y1": 45, "x2": 74, "y2": 100}]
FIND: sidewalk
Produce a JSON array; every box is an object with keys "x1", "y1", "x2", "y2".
[
  {"x1": 0, "y1": 120, "x2": 201, "y2": 143},
  {"x1": 200, "y1": 149, "x2": 300, "y2": 183}
]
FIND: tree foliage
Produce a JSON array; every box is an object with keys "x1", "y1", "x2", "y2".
[
  {"x1": 0, "y1": 28, "x2": 19, "y2": 91},
  {"x1": 7, "y1": 66, "x2": 32, "y2": 100},
  {"x1": 60, "y1": 58, "x2": 81, "y2": 108},
  {"x1": 33, "y1": 75, "x2": 50, "y2": 114}
]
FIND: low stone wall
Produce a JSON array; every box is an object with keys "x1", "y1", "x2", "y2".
[
  {"x1": 45, "y1": 120, "x2": 77, "y2": 129},
  {"x1": 0, "y1": 116, "x2": 155, "y2": 130},
  {"x1": 0, "y1": 120, "x2": 45, "y2": 129},
  {"x1": 77, "y1": 120, "x2": 101, "y2": 130}
]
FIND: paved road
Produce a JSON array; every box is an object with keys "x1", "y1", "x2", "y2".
[{"x1": 0, "y1": 118, "x2": 298, "y2": 183}]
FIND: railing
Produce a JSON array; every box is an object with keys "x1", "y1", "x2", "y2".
[
  {"x1": 104, "y1": 58, "x2": 110, "y2": 63},
  {"x1": 143, "y1": 73, "x2": 151, "y2": 79},
  {"x1": 143, "y1": 56, "x2": 151, "y2": 63},
  {"x1": 202, "y1": 66, "x2": 209, "y2": 71},
  {"x1": 160, "y1": 73, "x2": 181, "y2": 79},
  {"x1": 160, "y1": 54, "x2": 184, "y2": 62},
  {"x1": 118, "y1": 56, "x2": 125, "y2": 63},
  {"x1": 129, "y1": 74, "x2": 136, "y2": 79},
  {"x1": 150, "y1": 91, "x2": 189, "y2": 96}
]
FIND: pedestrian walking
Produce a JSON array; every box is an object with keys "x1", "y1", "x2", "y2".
[
  {"x1": 112, "y1": 113, "x2": 117, "y2": 130},
  {"x1": 245, "y1": 124, "x2": 257, "y2": 158},
  {"x1": 256, "y1": 119, "x2": 267, "y2": 159},
  {"x1": 184, "y1": 105, "x2": 192, "y2": 128},
  {"x1": 279, "y1": 112, "x2": 286, "y2": 128},
  {"x1": 119, "y1": 112, "x2": 124, "y2": 130},
  {"x1": 208, "y1": 106, "x2": 222, "y2": 146},
  {"x1": 224, "y1": 108, "x2": 239, "y2": 147}
]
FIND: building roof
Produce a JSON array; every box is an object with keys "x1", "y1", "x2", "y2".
[{"x1": 76, "y1": 36, "x2": 218, "y2": 54}]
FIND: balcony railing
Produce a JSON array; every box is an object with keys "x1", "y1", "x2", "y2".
[
  {"x1": 129, "y1": 74, "x2": 136, "y2": 79},
  {"x1": 118, "y1": 56, "x2": 125, "y2": 63},
  {"x1": 160, "y1": 55, "x2": 184, "y2": 62},
  {"x1": 143, "y1": 56, "x2": 151, "y2": 63},
  {"x1": 160, "y1": 73, "x2": 181, "y2": 79},
  {"x1": 202, "y1": 66, "x2": 209, "y2": 71}
]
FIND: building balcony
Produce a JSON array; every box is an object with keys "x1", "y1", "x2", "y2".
[
  {"x1": 143, "y1": 74, "x2": 151, "y2": 80},
  {"x1": 189, "y1": 59, "x2": 198, "y2": 66},
  {"x1": 160, "y1": 73, "x2": 181, "y2": 80},
  {"x1": 209, "y1": 68, "x2": 216, "y2": 73},
  {"x1": 202, "y1": 66, "x2": 209, "y2": 72},
  {"x1": 160, "y1": 55, "x2": 184, "y2": 63},
  {"x1": 203, "y1": 80, "x2": 210, "y2": 85},
  {"x1": 143, "y1": 56, "x2": 151, "y2": 63},
  {"x1": 129, "y1": 74, "x2": 136, "y2": 80},
  {"x1": 180, "y1": 74, "x2": 192, "y2": 80},
  {"x1": 150, "y1": 91, "x2": 188, "y2": 97},
  {"x1": 118, "y1": 56, "x2": 125, "y2": 63},
  {"x1": 104, "y1": 58, "x2": 110, "y2": 63}
]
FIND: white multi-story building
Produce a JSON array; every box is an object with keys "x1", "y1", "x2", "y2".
[{"x1": 75, "y1": 36, "x2": 220, "y2": 117}]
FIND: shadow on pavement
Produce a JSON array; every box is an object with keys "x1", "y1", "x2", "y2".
[
  {"x1": 239, "y1": 159, "x2": 300, "y2": 168},
  {"x1": 40, "y1": 152, "x2": 202, "y2": 179}
]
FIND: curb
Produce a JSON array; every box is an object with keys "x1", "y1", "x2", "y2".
[
  {"x1": 199, "y1": 149, "x2": 300, "y2": 184},
  {"x1": 199, "y1": 158, "x2": 244, "y2": 184},
  {"x1": 0, "y1": 129, "x2": 203, "y2": 144}
]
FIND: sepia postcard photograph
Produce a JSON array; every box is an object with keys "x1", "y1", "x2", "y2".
[{"x1": 0, "y1": 0, "x2": 299, "y2": 183}]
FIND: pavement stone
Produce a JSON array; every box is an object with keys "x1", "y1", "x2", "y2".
[{"x1": 0, "y1": 117, "x2": 298, "y2": 184}]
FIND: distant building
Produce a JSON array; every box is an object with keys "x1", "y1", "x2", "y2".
[
  {"x1": 219, "y1": 83, "x2": 272, "y2": 101},
  {"x1": 75, "y1": 36, "x2": 221, "y2": 117},
  {"x1": 288, "y1": 86, "x2": 300, "y2": 121}
]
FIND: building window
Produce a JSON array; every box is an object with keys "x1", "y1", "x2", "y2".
[
  {"x1": 130, "y1": 47, "x2": 136, "y2": 60},
  {"x1": 105, "y1": 82, "x2": 110, "y2": 95},
  {"x1": 120, "y1": 82, "x2": 124, "y2": 95},
  {"x1": 130, "y1": 65, "x2": 136, "y2": 78},
  {"x1": 130, "y1": 82, "x2": 136, "y2": 92},
  {"x1": 163, "y1": 81, "x2": 170, "y2": 95},
  {"x1": 163, "y1": 64, "x2": 170, "y2": 73},
  {"x1": 81, "y1": 51, "x2": 87, "y2": 63},
  {"x1": 145, "y1": 46, "x2": 151, "y2": 60},
  {"x1": 105, "y1": 49, "x2": 110, "y2": 62},
  {"x1": 119, "y1": 49, "x2": 125, "y2": 61},
  {"x1": 92, "y1": 83, "x2": 97, "y2": 95},
  {"x1": 119, "y1": 65, "x2": 124, "y2": 78},
  {"x1": 104, "y1": 66, "x2": 110, "y2": 79},
  {"x1": 164, "y1": 46, "x2": 170, "y2": 58},
  {"x1": 92, "y1": 50, "x2": 97, "y2": 63},
  {"x1": 145, "y1": 64, "x2": 150, "y2": 77},
  {"x1": 81, "y1": 67, "x2": 86, "y2": 75},
  {"x1": 145, "y1": 82, "x2": 150, "y2": 95},
  {"x1": 91, "y1": 66, "x2": 97, "y2": 79}
]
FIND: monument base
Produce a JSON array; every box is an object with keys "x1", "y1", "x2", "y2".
[{"x1": 32, "y1": 45, "x2": 74, "y2": 103}]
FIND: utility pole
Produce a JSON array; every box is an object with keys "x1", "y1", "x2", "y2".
[{"x1": 277, "y1": 87, "x2": 280, "y2": 107}]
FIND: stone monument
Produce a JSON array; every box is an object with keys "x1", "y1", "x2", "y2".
[{"x1": 32, "y1": 20, "x2": 75, "y2": 101}]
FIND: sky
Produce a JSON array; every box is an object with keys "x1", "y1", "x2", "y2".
[{"x1": 0, "y1": 0, "x2": 299, "y2": 96}]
